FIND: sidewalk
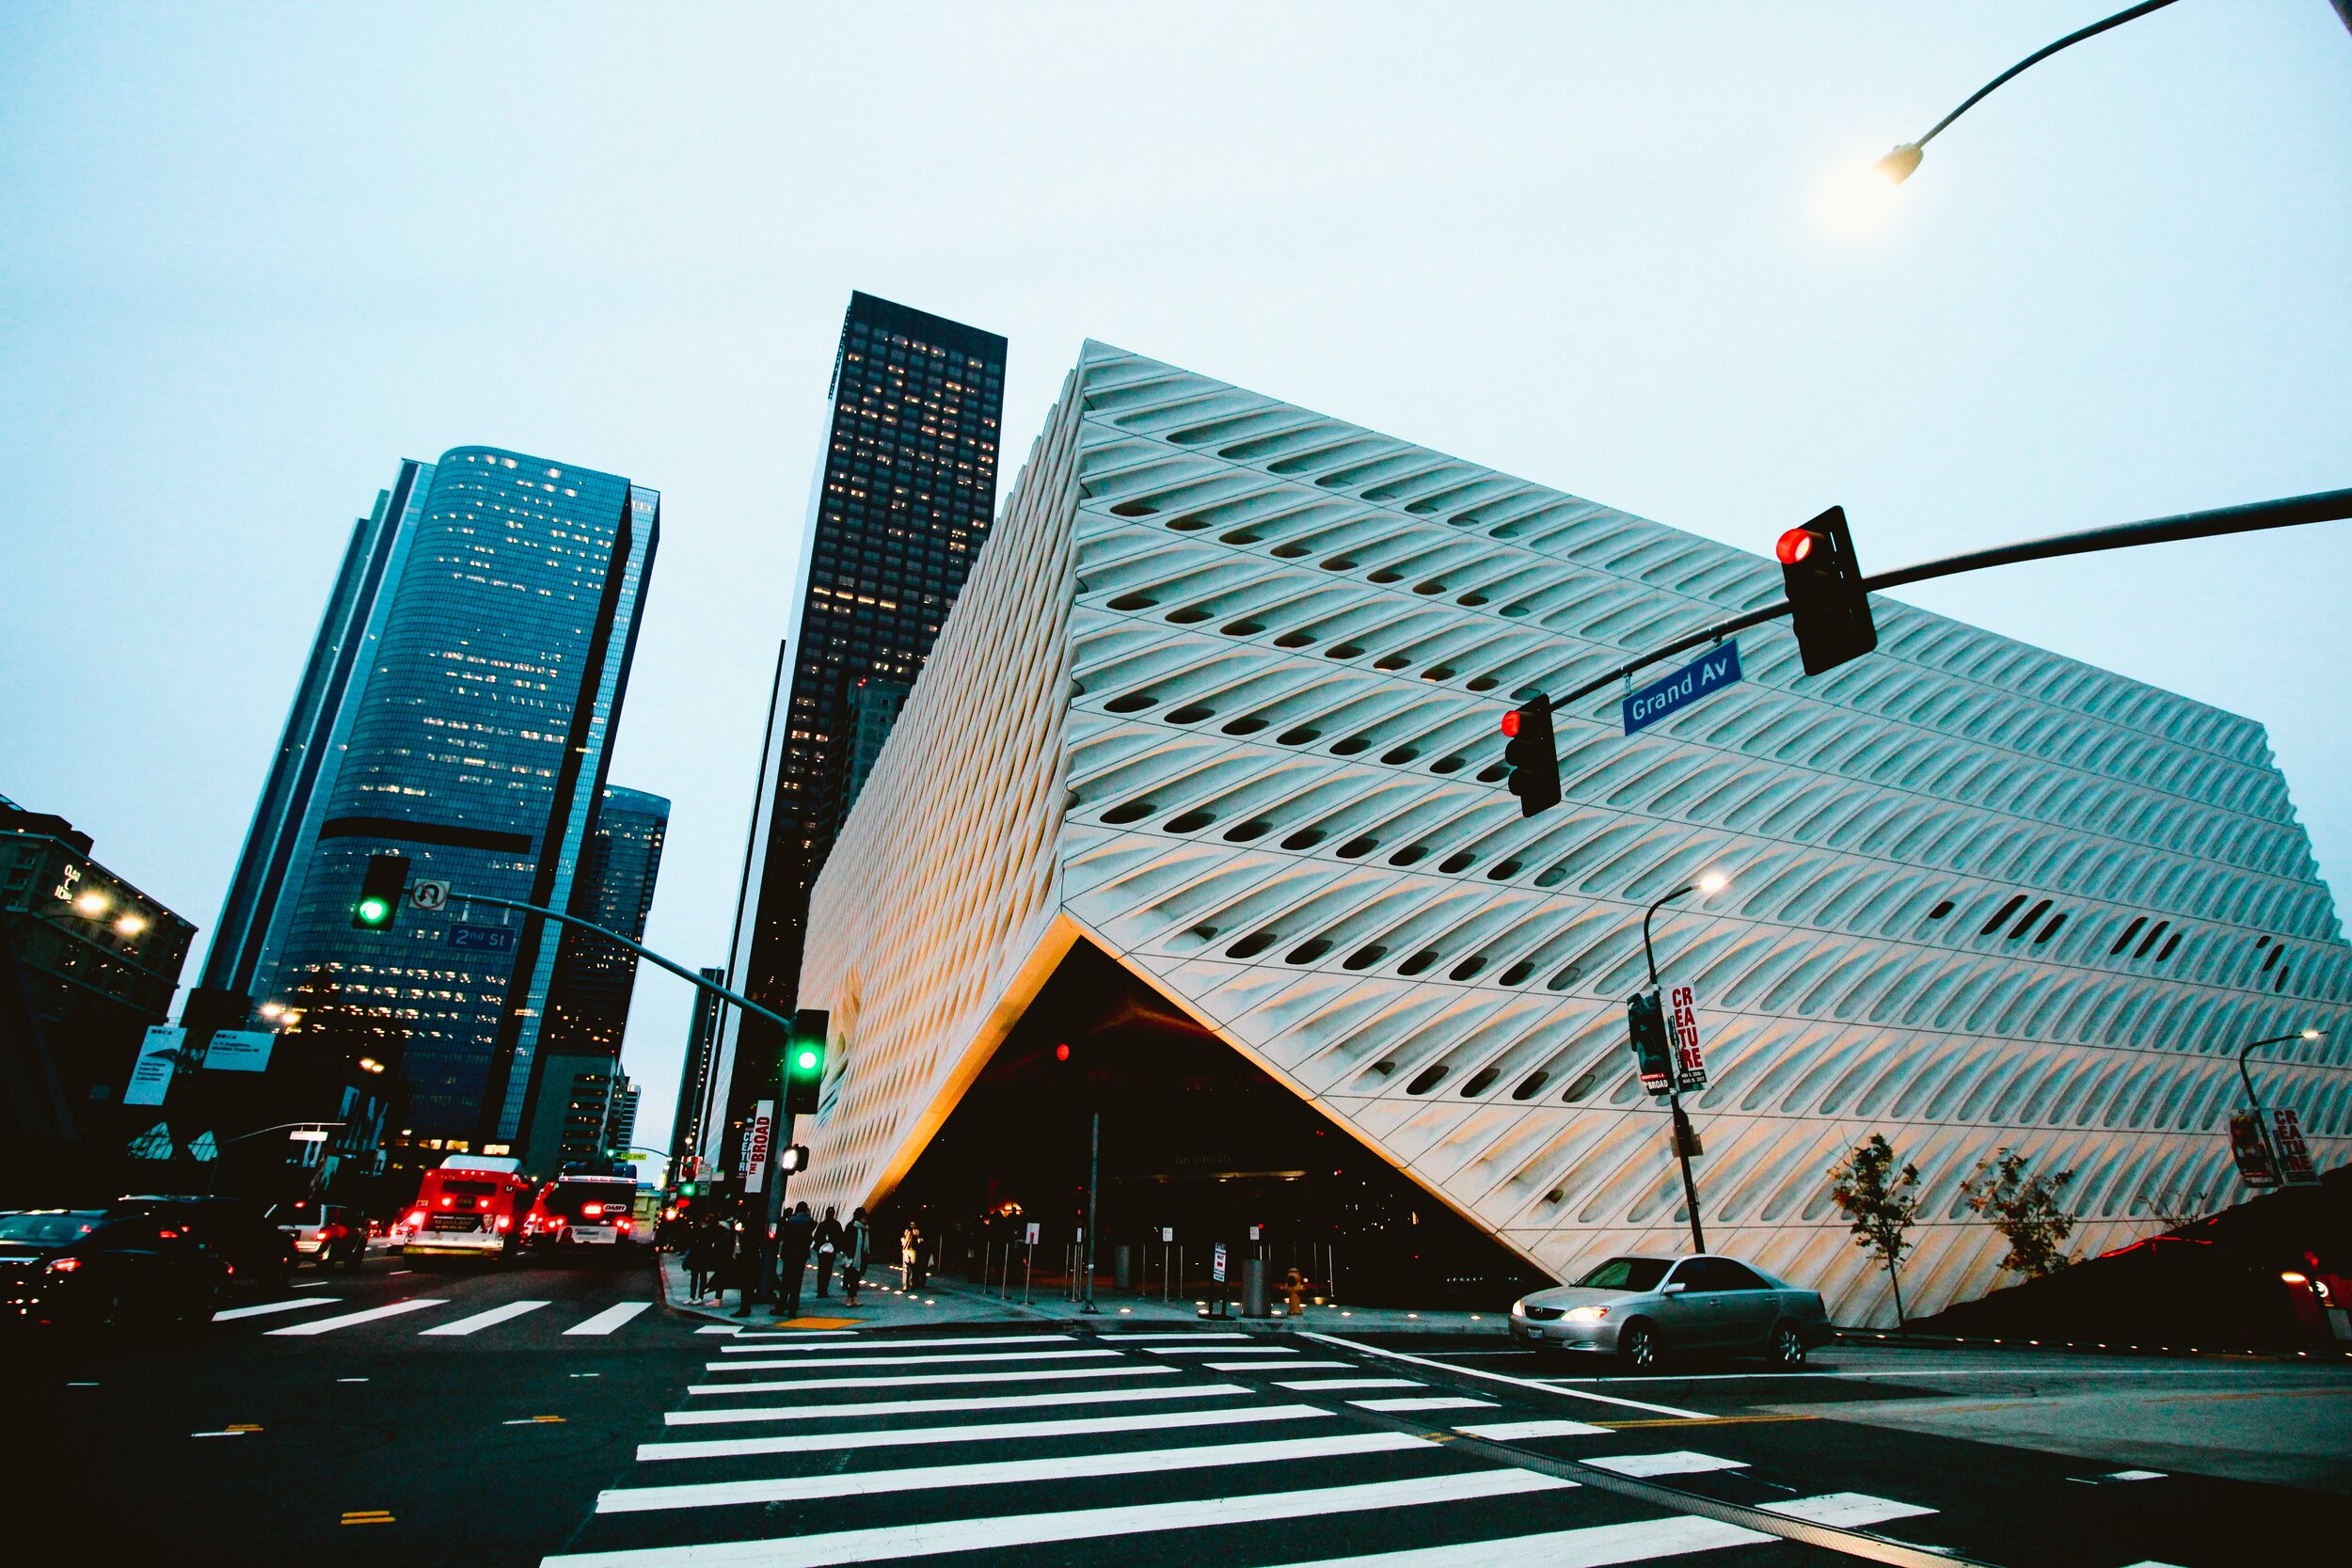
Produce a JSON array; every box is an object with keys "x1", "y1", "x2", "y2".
[{"x1": 659, "y1": 1250, "x2": 1513, "y2": 1338}]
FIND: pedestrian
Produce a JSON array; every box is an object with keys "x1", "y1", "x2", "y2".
[
  {"x1": 840, "y1": 1206, "x2": 871, "y2": 1306},
  {"x1": 813, "y1": 1205, "x2": 844, "y2": 1297},
  {"x1": 687, "y1": 1214, "x2": 725, "y2": 1302},
  {"x1": 726, "y1": 1216, "x2": 759, "y2": 1318},
  {"x1": 775, "y1": 1200, "x2": 817, "y2": 1318},
  {"x1": 904, "y1": 1220, "x2": 928, "y2": 1290}
]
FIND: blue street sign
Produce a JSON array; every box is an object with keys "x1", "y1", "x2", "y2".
[
  {"x1": 448, "y1": 924, "x2": 518, "y2": 954},
  {"x1": 1622, "y1": 641, "x2": 1743, "y2": 735}
]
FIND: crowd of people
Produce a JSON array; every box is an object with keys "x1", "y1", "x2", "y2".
[{"x1": 675, "y1": 1197, "x2": 928, "y2": 1315}]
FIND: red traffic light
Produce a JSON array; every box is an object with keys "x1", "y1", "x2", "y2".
[
  {"x1": 1055, "y1": 1042, "x2": 1071, "y2": 1062},
  {"x1": 1775, "y1": 529, "x2": 1817, "y2": 565},
  {"x1": 1500, "y1": 710, "x2": 1521, "y2": 737}
]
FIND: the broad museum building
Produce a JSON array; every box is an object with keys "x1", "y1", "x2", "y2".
[{"x1": 786, "y1": 342, "x2": 2348, "y2": 1323}]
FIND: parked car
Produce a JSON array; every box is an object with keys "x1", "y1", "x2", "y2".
[
  {"x1": 265, "y1": 1200, "x2": 365, "y2": 1270},
  {"x1": 1510, "y1": 1254, "x2": 1832, "y2": 1370},
  {"x1": 0, "y1": 1209, "x2": 229, "y2": 1328},
  {"x1": 111, "y1": 1196, "x2": 296, "y2": 1291}
]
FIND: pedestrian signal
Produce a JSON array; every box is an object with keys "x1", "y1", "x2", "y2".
[
  {"x1": 1776, "y1": 505, "x2": 1877, "y2": 676},
  {"x1": 1502, "y1": 695, "x2": 1561, "y2": 817},
  {"x1": 352, "y1": 853, "x2": 409, "y2": 930}
]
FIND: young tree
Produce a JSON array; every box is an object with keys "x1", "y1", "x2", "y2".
[
  {"x1": 1827, "y1": 1133, "x2": 1923, "y2": 1329},
  {"x1": 1960, "y1": 1148, "x2": 2077, "y2": 1278}
]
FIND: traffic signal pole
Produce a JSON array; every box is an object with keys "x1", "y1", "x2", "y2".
[{"x1": 1551, "y1": 487, "x2": 2352, "y2": 710}]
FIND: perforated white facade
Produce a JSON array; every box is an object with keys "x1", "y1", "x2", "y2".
[{"x1": 793, "y1": 342, "x2": 2350, "y2": 1324}]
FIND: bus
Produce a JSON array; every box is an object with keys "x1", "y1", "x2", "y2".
[
  {"x1": 388, "y1": 1154, "x2": 534, "y2": 1259},
  {"x1": 522, "y1": 1173, "x2": 646, "y2": 1258}
]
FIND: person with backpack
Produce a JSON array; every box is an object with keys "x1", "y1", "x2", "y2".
[
  {"x1": 840, "y1": 1207, "x2": 872, "y2": 1306},
  {"x1": 812, "y1": 1205, "x2": 844, "y2": 1297}
]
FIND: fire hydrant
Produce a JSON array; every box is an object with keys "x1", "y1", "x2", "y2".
[{"x1": 1280, "y1": 1268, "x2": 1311, "y2": 1315}]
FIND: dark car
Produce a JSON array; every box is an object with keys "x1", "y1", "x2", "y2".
[
  {"x1": 266, "y1": 1200, "x2": 365, "y2": 1270},
  {"x1": 112, "y1": 1196, "x2": 297, "y2": 1291},
  {"x1": 1509, "y1": 1253, "x2": 1834, "y2": 1370},
  {"x1": 0, "y1": 1210, "x2": 229, "y2": 1328}
]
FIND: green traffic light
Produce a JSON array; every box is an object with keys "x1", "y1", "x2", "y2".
[
  {"x1": 356, "y1": 896, "x2": 390, "y2": 926},
  {"x1": 796, "y1": 1049, "x2": 818, "y2": 1071}
]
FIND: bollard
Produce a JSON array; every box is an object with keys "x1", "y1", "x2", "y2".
[{"x1": 1241, "y1": 1256, "x2": 1271, "y2": 1318}]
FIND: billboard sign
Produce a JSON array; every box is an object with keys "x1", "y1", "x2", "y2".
[
  {"x1": 2270, "y1": 1107, "x2": 2319, "y2": 1187},
  {"x1": 2229, "y1": 1110, "x2": 2278, "y2": 1188}
]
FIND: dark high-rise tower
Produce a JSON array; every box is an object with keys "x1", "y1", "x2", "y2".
[
  {"x1": 670, "y1": 964, "x2": 726, "y2": 1177},
  {"x1": 709, "y1": 294, "x2": 1006, "y2": 1168},
  {"x1": 212, "y1": 448, "x2": 659, "y2": 1154}
]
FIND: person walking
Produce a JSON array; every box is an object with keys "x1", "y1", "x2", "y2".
[
  {"x1": 774, "y1": 1201, "x2": 817, "y2": 1318},
  {"x1": 812, "y1": 1205, "x2": 844, "y2": 1297},
  {"x1": 687, "y1": 1214, "x2": 725, "y2": 1303},
  {"x1": 840, "y1": 1207, "x2": 872, "y2": 1306}
]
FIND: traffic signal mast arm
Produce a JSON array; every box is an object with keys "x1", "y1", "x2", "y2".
[
  {"x1": 441, "y1": 890, "x2": 795, "y2": 1037},
  {"x1": 1553, "y1": 486, "x2": 2352, "y2": 709}
]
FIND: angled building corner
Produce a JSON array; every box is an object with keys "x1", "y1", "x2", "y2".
[{"x1": 791, "y1": 341, "x2": 2352, "y2": 1325}]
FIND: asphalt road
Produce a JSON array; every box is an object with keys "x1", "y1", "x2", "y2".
[{"x1": 19, "y1": 1261, "x2": 2352, "y2": 1568}]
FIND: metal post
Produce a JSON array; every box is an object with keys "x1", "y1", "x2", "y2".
[
  {"x1": 1080, "y1": 1111, "x2": 1101, "y2": 1315},
  {"x1": 1645, "y1": 885, "x2": 1708, "y2": 1254}
]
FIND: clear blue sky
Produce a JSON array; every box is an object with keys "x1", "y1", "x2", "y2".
[{"x1": 4, "y1": 3, "x2": 2346, "y2": 1157}]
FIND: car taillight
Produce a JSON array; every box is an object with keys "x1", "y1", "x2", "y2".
[
  {"x1": 581, "y1": 1203, "x2": 603, "y2": 1217},
  {"x1": 616, "y1": 1218, "x2": 631, "y2": 1231},
  {"x1": 477, "y1": 1198, "x2": 489, "y2": 1211},
  {"x1": 46, "y1": 1257, "x2": 82, "y2": 1274},
  {"x1": 547, "y1": 1216, "x2": 564, "y2": 1228},
  {"x1": 407, "y1": 1212, "x2": 426, "y2": 1227},
  {"x1": 439, "y1": 1196, "x2": 453, "y2": 1208},
  {"x1": 495, "y1": 1215, "x2": 510, "y2": 1231}
]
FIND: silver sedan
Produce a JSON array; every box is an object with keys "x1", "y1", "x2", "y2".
[{"x1": 1509, "y1": 1254, "x2": 1832, "y2": 1371}]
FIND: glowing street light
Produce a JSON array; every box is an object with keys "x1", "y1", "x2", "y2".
[
  {"x1": 115, "y1": 913, "x2": 147, "y2": 936},
  {"x1": 73, "y1": 890, "x2": 109, "y2": 917}
]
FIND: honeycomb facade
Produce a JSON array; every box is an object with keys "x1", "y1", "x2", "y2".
[{"x1": 788, "y1": 342, "x2": 2349, "y2": 1323}]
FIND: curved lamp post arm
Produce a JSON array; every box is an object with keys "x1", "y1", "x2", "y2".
[
  {"x1": 2237, "y1": 1031, "x2": 2322, "y2": 1112},
  {"x1": 1641, "y1": 885, "x2": 1697, "y2": 989},
  {"x1": 1882, "y1": 0, "x2": 2184, "y2": 180}
]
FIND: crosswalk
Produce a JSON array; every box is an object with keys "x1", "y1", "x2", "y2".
[
  {"x1": 212, "y1": 1293, "x2": 661, "y2": 1340},
  {"x1": 540, "y1": 1326, "x2": 1960, "y2": 1568}
]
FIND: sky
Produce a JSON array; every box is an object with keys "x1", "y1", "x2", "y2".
[{"x1": 3, "y1": 3, "x2": 2347, "y2": 1165}]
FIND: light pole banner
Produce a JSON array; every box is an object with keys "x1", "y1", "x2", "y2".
[
  {"x1": 742, "y1": 1099, "x2": 776, "y2": 1195},
  {"x1": 203, "y1": 1029, "x2": 276, "y2": 1072},
  {"x1": 1669, "y1": 984, "x2": 1707, "y2": 1091},
  {"x1": 122, "y1": 1026, "x2": 183, "y2": 1106}
]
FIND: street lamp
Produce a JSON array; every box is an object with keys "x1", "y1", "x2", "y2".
[
  {"x1": 1639, "y1": 874, "x2": 1729, "y2": 1254},
  {"x1": 1825, "y1": 0, "x2": 2184, "y2": 222},
  {"x1": 2239, "y1": 1027, "x2": 2327, "y2": 1114},
  {"x1": 73, "y1": 890, "x2": 109, "y2": 917}
]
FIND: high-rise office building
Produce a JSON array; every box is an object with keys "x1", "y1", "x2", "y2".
[
  {"x1": 708, "y1": 293, "x2": 1006, "y2": 1171},
  {"x1": 212, "y1": 447, "x2": 659, "y2": 1154},
  {"x1": 608, "y1": 1073, "x2": 640, "y2": 1161},
  {"x1": 669, "y1": 964, "x2": 726, "y2": 1176},
  {"x1": 535, "y1": 785, "x2": 669, "y2": 1058}
]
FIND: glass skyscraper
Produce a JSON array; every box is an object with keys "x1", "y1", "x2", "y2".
[
  {"x1": 708, "y1": 294, "x2": 1006, "y2": 1169},
  {"x1": 211, "y1": 447, "x2": 659, "y2": 1150}
]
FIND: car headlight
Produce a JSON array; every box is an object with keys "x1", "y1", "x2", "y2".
[
  {"x1": 1564, "y1": 1306, "x2": 1610, "y2": 1323},
  {"x1": 1510, "y1": 1299, "x2": 1527, "y2": 1317}
]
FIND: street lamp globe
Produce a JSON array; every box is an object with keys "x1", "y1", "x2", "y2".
[
  {"x1": 2301, "y1": 1028, "x2": 2325, "y2": 1040},
  {"x1": 1696, "y1": 872, "x2": 1730, "y2": 895},
  {"x1": 1875, "y1": 143, "x2": 1924, "y2": 185},
  {"x1": 73, "y1": 891, "x2": 109, "y2": 917}
]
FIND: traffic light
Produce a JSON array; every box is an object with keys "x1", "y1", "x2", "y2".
[
  {"x1": 1626, "y1": 989, "x2": 1673, "y2": 1097},
  {"x1": 784, "y1": 1007, "x2": 829, "y2": 1116},
  {"x1": 352, "y1": 852, "x2": 409, "y2": 930},
  {"x1": 1775, "y1": 505, "x2": 1877, "y2": 676},
  {"x1": 779, "y1": 1144, "x2": 810, "y2": 1174},
  {"x1": 1501, "y1": 695, "x2": 1561, "y2": 817}
]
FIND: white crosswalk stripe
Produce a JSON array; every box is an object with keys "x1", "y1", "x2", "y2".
[
  {"x1": 1758, "y1": 1493, "x2": 1938, "y2": 1527},
  {"x1": 567, "y1": 1302, "x2": 654, "y2": 1336},
  {"x1": 1275, "y1": 1378, "x2": 1422, "y2": 1391},
  {"x1": 688, "y1": 1364, "x2": 1180, "y2": 1396},
  {"x1": 547, "y1": 1471, "x2": 1572, "y2": 1565},
  {"x1": 212, "y1": 1297, "x2": 341, "y2": 1322},
  {"x1": 707, "y1": 1348, "x2": 1115, "y2": 1372},
  {"x1": 1256, "y1": 1514, "x2": 1773, "y2": 1566},
  {"x1": 1583, "y1": 1452, "x2": 1747, "y2": 1479},
  {"x1": 1455, "y1": 1418, "x2": 1613, "y2": 1440},
  {"x1": 666, "y1": 1382, "x2": 1252, "y2": 1426},
  {"x1": 600, "y1": 1431, "x2": 1421, "y2": 1512},
  {"x1": 1207, "y1": 1358, "x2": 1356, "y2": 1370},
  {"x1": 1349, "y1": 1396, "x2": 1496, "y2": 1413},
  {"x1": 719, "y1": 1332, "x2": 1068, "y2": 1353},
  {"x1": 266, "y1": 1298, "x2": 447, "y2": 1336},
  {"x1": 640, "y1": 1402, "x2": 1329, "y2": 1463},
  {"x1": 421, "y1": 1300, "x2": 549, "y2": 1336}
]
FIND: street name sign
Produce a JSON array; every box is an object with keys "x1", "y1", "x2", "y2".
[
  {"x1": 1623, "y1": 641, "x2": 1743, "y2": 735},
  {"x1": 449, "y1": 924, "x2": 517, "y2": 954}
]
